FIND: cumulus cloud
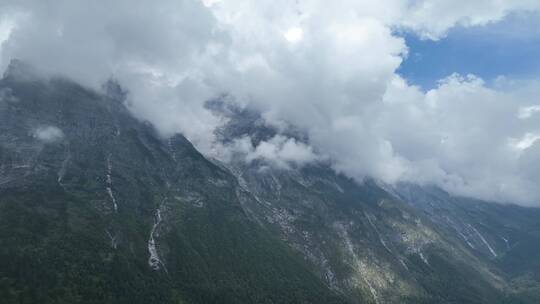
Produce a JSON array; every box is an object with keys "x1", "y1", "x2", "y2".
[
  {"x1": 1, "y1": 1, "x2": 540, "y2": 205},
  {"x1": 0, "y1": 0, "x2": 227, "y2": 147},
  {"x1": 378, "y1": 75, "x2": 540, "y2": 205},
  {"x1": 33, "y1": 126, "x2": 64, "y2": 143},
  {"x1": 228, "y1": 135, "x2": 319, "y2": 169},
  {"x1": 397, "y1": 0, "x2": 540, "y2": 39}
]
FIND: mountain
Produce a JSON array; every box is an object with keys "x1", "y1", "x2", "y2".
[
  {"x1": 0, "y1": 61, "x2": 346, "y2": 304},
  {"x1": 209, "y1": 101, "x2": 509, "y2": 304},
  {"x1": 389, "y1": 183, "x2": 540, "y2": 302},
  {"x1": 1, "y1": 61, "x2": 539, "y2": 303}
]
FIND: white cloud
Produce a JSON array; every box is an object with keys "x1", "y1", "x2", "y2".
[
  {"x1": 228, "y1": 135, "x2": 318, "y2": 169},
  {"x1": 518, "y1": 105, "x2": 540, "y2": 119},
  {"x1": 0, "y1": 0, "x2": 227, "y2": 152},
  {"x1": 1, "y1": 1, "x2": 540, "y2": 205},
  {"x1": 284, "y1": 27, "x2": 303, "y2": 43},
  {"x1": 398, "y1": 0, "x2": 540, "y2": 39},
  {"x1": 34, "y1": 126, "x2": 64, "y2": 143},
  {"x1": 510, "y1": 133, "x2": 540, "y2": 151},
  {"x1": 0, "y1": 12, "x2": 19, "y2": 68},
  {"x1": 377, "y1": 74, "x2": 540, "y2": 205}
]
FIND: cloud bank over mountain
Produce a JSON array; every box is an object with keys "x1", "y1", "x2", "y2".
[{"x1": 1, "y1": 0, "x2": 540, "y2": 205}]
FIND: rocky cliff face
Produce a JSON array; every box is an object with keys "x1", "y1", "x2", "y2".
[
  {"x1": 209, "y1": 102, "x2": 509, "y2": 304},
  {"x1": 389, "y1": 183, "x2": 540, "y2": 302},
  {"x1": 0, "y1": 62, "x2": 346, "y2": 304},
  {"x1": 1, "y1": 62, "x2": 539, "y2": 303}
]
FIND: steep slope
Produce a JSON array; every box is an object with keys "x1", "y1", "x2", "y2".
[
  {"x1": 390, "y1": 183, "x2": 540, "y2": 302},
  {"x1": 0, "y1": 62, "x2": 347, "y2": 304},
  {"x1": 2, "y1": 61, "x2": 540, "y2": 304},
  {"x1": 209, "y1": 102, "x2": 508, "y2": 304}
]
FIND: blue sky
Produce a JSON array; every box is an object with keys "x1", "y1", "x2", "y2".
[{"x1": 398, "y1": 12, "x2": 540, "y2": 90}]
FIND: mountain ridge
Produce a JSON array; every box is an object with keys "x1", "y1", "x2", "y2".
[
  {"x1": 0, "y1": 63, "x2": 347, "y2": 304},
  {"x1": 1, "y1": 62, "x2": 539, "y2": 303}
]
